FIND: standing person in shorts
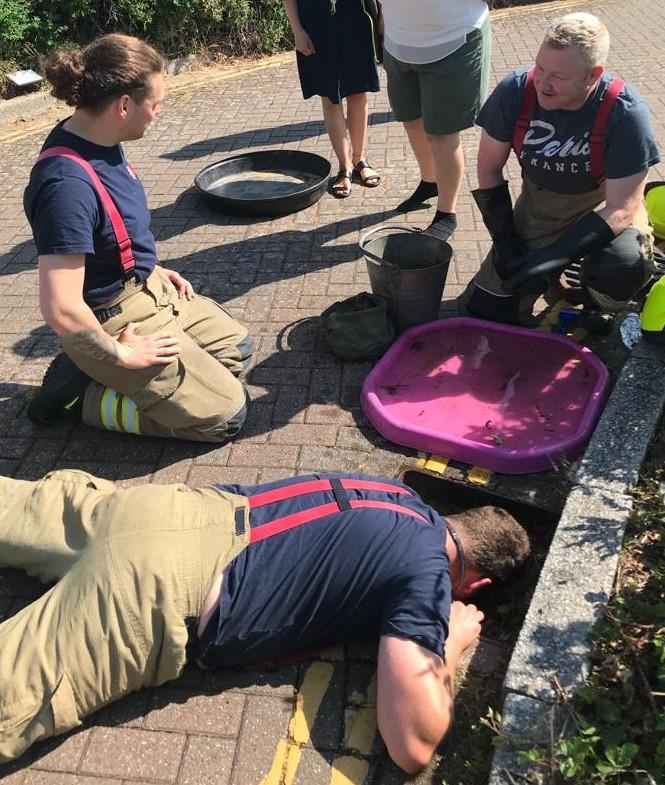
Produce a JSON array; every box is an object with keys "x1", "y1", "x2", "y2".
[
  {"x1": 380, "y1": 0, "x2": 491, "y2": 241},
  {"x1": 23, "y1": 34, "x2": 253, "y2": 442},
  {"x1": 282, "y1": 0, "x2": 382, "y2": 199}
]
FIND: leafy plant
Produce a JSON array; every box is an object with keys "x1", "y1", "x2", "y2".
[
  {"x1": 0, "y1": 0, "x2": 290, "y2": 62},
  {"x1": 0, "y1": 0, "x2": 36, "y2": 61},
  {"x1": 482, "y1": 453, "x2": 665, "y2": 784}
]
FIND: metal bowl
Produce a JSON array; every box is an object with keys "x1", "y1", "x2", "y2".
[{"x1": 194, "y1": 150, "x2": 331, "y2": 217}]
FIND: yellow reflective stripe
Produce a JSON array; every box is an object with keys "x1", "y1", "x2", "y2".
[
  {"x1": 121, "y1": 396, "x2": 141, "y2": 435},
  {"x1": 100, "y1": 388, "x2": 120, "y2": 431}
]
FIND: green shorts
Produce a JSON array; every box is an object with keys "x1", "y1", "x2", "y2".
[{"x1": 384, "y1": 16, "x2": 491, "y2": 135}]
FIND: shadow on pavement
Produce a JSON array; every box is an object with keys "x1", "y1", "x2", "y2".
[{"x1": 160, "y1": 110, "x2": 394, "y2": 161}]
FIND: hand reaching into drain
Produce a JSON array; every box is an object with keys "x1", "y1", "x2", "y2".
[{"x1": 446, "y1": 601, "x2": 484, "y2": 656}]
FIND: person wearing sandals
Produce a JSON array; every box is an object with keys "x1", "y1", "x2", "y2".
[{"x1": 282, "y1": 0, "x2": 382, "y2": 198}]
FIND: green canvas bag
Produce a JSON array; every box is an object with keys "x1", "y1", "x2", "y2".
[{"x1": 321, "y1": 292, "x2": 395, "y2": 360}]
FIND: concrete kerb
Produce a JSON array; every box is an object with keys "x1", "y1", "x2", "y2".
[
  {"x1": 487, "y1": 337, "x2": 665, "y2": 784},
  {"x1": 0, "y1": 90, "x2": 57, "y2": 124},
  {"x1": 0, "y1": 51, "x2": 294, "y2": 134},
  {"x1": 0, "y1": 52, "x2": 213, "y2": 126},
  {"x1": 0, "y1": 0, "x2": 587, "y2": 129}
]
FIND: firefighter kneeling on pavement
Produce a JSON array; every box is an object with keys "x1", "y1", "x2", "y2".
[
  {"x1": 460, "y1": 12, "x2": 660, "y2": 333},
  {"x1": 23, "y1": 34, "x2": 253, "y2": 442}
]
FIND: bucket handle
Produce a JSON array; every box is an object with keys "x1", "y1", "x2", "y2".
[{"x1": 359, "y1": 224, "x2": 422, "y2": 267}]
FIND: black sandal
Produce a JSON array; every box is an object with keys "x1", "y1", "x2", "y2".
[
  {"x1": 330, "y1": 169, "x2": 352, "y2": 199},
  {"x1": 353, "y1": 160, "x2": 381, "y2": 188}
]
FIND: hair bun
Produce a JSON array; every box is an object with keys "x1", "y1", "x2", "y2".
[{"x1": 42, "y1": 48, "x2": 86, "y2": 107}]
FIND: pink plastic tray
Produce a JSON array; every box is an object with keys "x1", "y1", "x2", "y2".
[{"x1": 361, "y1": 317, "x2": 609, "y2": 474}]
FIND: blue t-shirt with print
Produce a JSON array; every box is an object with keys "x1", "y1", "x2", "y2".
[
  {"x1": 476, "y1": 68, "x2": 660, "y2": 194},
  {"x1": 23, "y1": 121, "x2": 157, "y2": 306},
  {"x1": 196, "y1": 473, "x2": 452, "y2": 669}
]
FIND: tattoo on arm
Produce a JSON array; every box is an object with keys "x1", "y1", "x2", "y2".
[{"x1": 69, "y1": 329, "x2": 120, "y2": 364}]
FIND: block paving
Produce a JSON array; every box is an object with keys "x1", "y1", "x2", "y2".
[{"x1": 1, "y1": 0, "x2": 664, "y2": 782}]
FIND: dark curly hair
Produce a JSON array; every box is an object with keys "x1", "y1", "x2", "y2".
[{"x1": 42, "y1": 34, "x2": 164, "y2": 111}]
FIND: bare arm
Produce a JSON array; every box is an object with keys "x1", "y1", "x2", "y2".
[
  {"x1": 39, "y1": 254, "x2": 179, "y2": 369},
  {"x1": 376, "y1": 602, "x2": 483, "y2": 774},
  {"x1": 477, "y1": 130, "x2": 513, "y2": 189},
  {"x1": 281, "y1": 0, "x2": 315, "y2": 55},
  {"x1": 598, "y1": 170, "x2": 649, "y2": 235}
]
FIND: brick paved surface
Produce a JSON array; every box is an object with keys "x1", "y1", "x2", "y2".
[{"x1": 1, "y1": 0, "x2": 665, "y2": 782}]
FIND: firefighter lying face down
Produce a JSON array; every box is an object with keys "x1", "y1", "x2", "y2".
[{"x1": 0, "y1": 469, "x2": 530, "y2": 772}]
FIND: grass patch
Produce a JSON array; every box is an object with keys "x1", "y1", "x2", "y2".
[{"x1": 488, "y1": 420, "x2": 665, "y2": 784}]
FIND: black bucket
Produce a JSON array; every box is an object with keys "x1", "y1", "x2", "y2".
[{"x1": 360, "y1": 225, "x2": 452, "y2": 333}]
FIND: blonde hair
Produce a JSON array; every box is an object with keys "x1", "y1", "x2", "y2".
[{"x1": 543, "y1": 12, "x2": 610, "y2": 69}]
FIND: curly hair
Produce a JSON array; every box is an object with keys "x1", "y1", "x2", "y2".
[{"x1": 42, "y1": 34, "x2": 164, "y2": 111}]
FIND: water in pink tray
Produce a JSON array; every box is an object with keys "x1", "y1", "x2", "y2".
[{"x1": 361, "y1": 317, "x2": 609, "y2": 474}]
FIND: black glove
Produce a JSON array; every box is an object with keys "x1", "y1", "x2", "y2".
[
  {"x1": 472, "y1": 181, "x2": 527, "y2": 280},
  {"x1": 502, "y1": 211, "x2": 615, "y2": 294}
]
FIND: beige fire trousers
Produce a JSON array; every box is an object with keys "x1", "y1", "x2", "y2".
[
  {"x1": 60, "y1": 272, "x2": 253, "y2": 442},
  {"x1": 0, "y1": 469, "x2": 249, "y2": 763}
]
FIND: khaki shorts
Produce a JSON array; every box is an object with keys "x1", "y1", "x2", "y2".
[{"x1": 384, "y1": 16, "x2": 491, "y2": 135}]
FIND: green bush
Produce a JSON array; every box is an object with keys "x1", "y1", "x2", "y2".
[
  {"x1": 1, "y1": 0, "x2": 291, "y2": 65},
  {"x1": 0, "y1": 0, "x2": 36, "y2": 61}
]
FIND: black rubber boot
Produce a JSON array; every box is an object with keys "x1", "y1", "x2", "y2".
[{"x1": 27, "y1": 353, "x2": 92, "y2": 425}]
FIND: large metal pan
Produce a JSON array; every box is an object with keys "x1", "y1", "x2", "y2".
[{"x1": 194, "y1": 150, "x2": 331, "y2": 217}]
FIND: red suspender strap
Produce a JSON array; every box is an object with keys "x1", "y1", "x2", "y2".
[
  {"x1": 248, "y1": 478, "x2": 415, "y2": 508},
  {"x1": 247, "y1": 478, "x2": 429, "y2": 544},
  {"x1": 589, "y1": 76, "x2": 624, "y2": 184},
  {"x1": 36, "y1": 146, "x2": 136, "y2": 277},
  {"x1": 512, "y1": 68, "x2": 537, "y2": 159}
]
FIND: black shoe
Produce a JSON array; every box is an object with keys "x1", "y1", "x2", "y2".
[{"x1": 27, "y1": 353, "x2": 91, "y2": 425}]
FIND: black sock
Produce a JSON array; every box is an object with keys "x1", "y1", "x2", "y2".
[
  {"x1": 424, "y1": 211, "x2": 457, "y2": 242},
  {"x1": 396, "y1": 180, "x2": 438, "y2": 212}
]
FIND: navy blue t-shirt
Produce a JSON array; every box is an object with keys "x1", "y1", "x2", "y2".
[
  {"x1": 196, "y1": 473, "x2": 452, "y2": 669},
  {"x1": 23, "y1": 121, "x2": 157, "y2": 305},
  {"x1": 477, "y1": 68, "x2": 660, "y2": 194}
]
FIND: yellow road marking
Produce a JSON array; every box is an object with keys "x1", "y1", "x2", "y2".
[
  {"x1": 345, "y1": 704, "x2": 377, "y2": 755},
  {"x1": 290, "y1": 661, "x2": 335, "y2": 744},
  {"x1": 491, "y1": 0, "x2": 600, "y2": 20},
  {"x1": 0, "y1": 55, "x2": 293, "y2": 144},
  {"x1": 167, "y1": 55, "x2": 292, "y2": 99},
  {"x1": 259, "y1": 661, "x2": 335, "y2": 785},
  {"x1": 0, "y1": 116, "x2": 63, "y2": 144},
  {"x1": 345, "y1": 673, "x2": 377, "y2": 755},
  {"x1": 329, "y1": 756, "x2": 370, "y2": 785}
]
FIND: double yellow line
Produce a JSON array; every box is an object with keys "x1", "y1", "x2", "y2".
[
  {"x1": 0, "y1": 0, "x2": 598, "y2": 144},
  {"x1": 0, "y1": 54, "x2": 293, "y2": 145},
  {"x1": 258, "y1": 658, "x2": 377, "y2": 785},
  {"x1": 491, "y1": 0, "x2": 600, "y2": 20}
]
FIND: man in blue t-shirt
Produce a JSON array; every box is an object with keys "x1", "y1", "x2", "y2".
[
  {"x1": 0, "y1": 469, "x2": 530, "y2": 772},
  {"x1": 461, "y1": 12, "x2": 660, "y2": 333}
]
